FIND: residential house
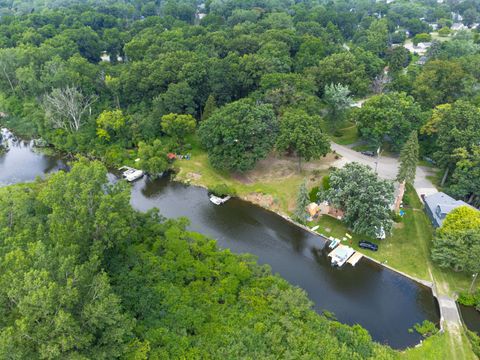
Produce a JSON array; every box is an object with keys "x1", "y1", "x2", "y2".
[{"x1": 424, "y1": 192, "x2": 478, "y2": 228}]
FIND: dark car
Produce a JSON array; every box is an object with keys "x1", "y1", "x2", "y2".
[
  {"x1": 358, "y1": 240, "x2": 378, "y2": 251},
  {"x1": 361, "y1": 150, "x2": 375, "y2": 157}
]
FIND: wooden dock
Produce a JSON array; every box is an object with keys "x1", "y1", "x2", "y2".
[{"x1": 347, "y1": 252, "x2": 363, "y2": 266}]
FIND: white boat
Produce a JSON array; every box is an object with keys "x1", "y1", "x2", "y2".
[
  {"x1": 209, "y1": 194, "x2": 231, "y2": 205},
  {"x1": 328, "y1": 245, "x2": 355, "y2": 267},
  {"x1": 119, "y1": 166, "x2": 144, "y2": 182}
]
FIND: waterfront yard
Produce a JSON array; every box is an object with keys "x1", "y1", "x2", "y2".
[{"x1": 175, "y1": 135, "x2": 333, "y2": 214}]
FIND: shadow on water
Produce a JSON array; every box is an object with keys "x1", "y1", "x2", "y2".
[
  {"x1": 0, "y1": 135, "x2": 442, "y2": 349},
  {"x1": 130, "y1": 176, "x2": 440, "y2": 349},
  {"x1": 460, "y1": 304, "x2": 480, "y2": 335}
]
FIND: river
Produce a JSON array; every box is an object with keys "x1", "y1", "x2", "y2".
[{"x1": 0, "y1": 130, "x2": 441, "y2": 349}]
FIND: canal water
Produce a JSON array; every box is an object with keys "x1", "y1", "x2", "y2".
[
  {"x1": 460, "y1": 304, "x2": 480, "y2": 335},
  {"x1": 0, "y1": 130, "x2": 441, "y2": 349}
]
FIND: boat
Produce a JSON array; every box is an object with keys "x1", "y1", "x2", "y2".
[
  {"x1": 209, "y1": 194, "x2": 231, "y2": 205},
  {"x1": 119, "y1": 166, "x2": 144, "y2": 182},
  {"x1": 328, "y1": 238, "x2": 340, "y2": 249},
  {"x1": 328, "y1": 244, "x2": 355, "y2": 267}
]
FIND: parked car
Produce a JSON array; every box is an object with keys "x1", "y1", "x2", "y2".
[
  {"x1": 361, "y1": 150, "x2": 375, "y2": 157},
  {"x1": 358, "y1": 240, "x2": 378, "y2": 251}
]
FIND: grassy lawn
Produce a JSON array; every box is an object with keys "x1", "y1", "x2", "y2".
[
  {"x1": 403, "y1": 329, "x2": 476, "y2": 360},
  {"x1": 307, "y1": 185, "x2": 476, "y2": 295},
  {"x1": 329, "y1": 122, "x2": 360, "y2": 145},
  {"x1": 175, "y1": 135, "x2": 332, "y2": 214}
]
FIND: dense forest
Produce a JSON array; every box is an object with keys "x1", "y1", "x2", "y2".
[{"x1": 0, "y1": 159, "x2": 396, "y2": 358}]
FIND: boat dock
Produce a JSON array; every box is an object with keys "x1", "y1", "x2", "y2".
[
  {"x1": 328, "y1": 244, "x2": 363, "y2": 267},
  {"x1": 347, "y1": 252, "x2": 363, "y2": 266}
]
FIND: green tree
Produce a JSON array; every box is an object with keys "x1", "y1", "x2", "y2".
[
  {"x1": 201, "y1": 94, "x2": 217, "y2": 122},
  {"x1": 355, "y1": 92, "x2": 425, "y2": 151},
  {"x1": 137, "y1": 139, "x2": 169, "y2": 178},
  {"x1": 0, "y1": 160, "x2": 134, "y2": 358},
  {"x1": 385, "y1": 46, "x2": 411, "y2": 73},
  {"x1": 323, "y1": 163, "x2": 395, "y2": 237},
  {"x1": 276, "y1": 109, "x2": 330, "y2": 171},
  {"x1": 432, "y1": 206, "x2": 480, "y2": 281},
  {"x1": 413, "y1": 60, "x2": 470, "y2": 108},
  {"x1": 323, "y1": 83, "x2": 353, "y2": 130},
  {"x1": 423, "y1": 101, "x2": 480, "y2": 187},
  {"x1": 449, "y1": 146, "x2": 480, "y2": 206},
  {"x1": 413, "y1": 33, "x2": 432, "y2": 46},
  {"x1": 397, "y1": 131, "x2": 419, "y2": 184},
  {"x1": 308, "y1": 52, "x2": 370, "y2": 97},
  {"x1": 160, "y1": 113, "x2": 196, "y2": 145},
  {"x1": 294, "y1": 180, "x2": 310, "y2": 224},
  {"x1": 96, "y1": 109, "x2": 127, "y2": 141},
  {"x1": 198, "y1": 99, "x2": 277, "y2": 172}
]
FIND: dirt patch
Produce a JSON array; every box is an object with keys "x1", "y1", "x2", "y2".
[
  {"x1": 234, "y1": 153, "x2": 337, "y2": 184},
  {"x1": 394, "y1": 222, "x2": 405, "y2": 229},
  {"x1": 186, "y1": 172, "x2": 202, "y2": 181},
  {"x1": 242, "y1": 192, "x2": 277, "y2": 211}
]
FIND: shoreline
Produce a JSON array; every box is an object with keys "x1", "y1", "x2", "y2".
[{"x1": 175, "y1": 174, "x2": 436, "y2": 289}]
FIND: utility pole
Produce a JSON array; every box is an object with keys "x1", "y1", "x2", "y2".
[{"x1": 470, "y1": 273, "x2": 478, "y2": 293}]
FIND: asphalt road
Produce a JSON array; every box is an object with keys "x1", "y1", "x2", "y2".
[{"x1": 330, "y1": 142, "x2": 438, "y2": 199}]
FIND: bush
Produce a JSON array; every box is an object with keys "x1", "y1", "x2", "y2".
[
  {"x1": 413, "y1": 320, "x2": 438, "y2": 337},
  {"x1": 458, "y1": 291, "x2": 480, "y2": 307},
  {"x1": 309, "y1": 186, "x2": 319, "y2": 202},
  {"x1": 322, "y1": 175, "x2": 330, "y2": 190},
  {"x1": 209, "y1": 183, "x2": 236, "y2": 197},
  {"x1": 391, "y1": 211, "x2": 402, "y2": 223},
  {"x1": 438, "y1": 27, "x2": 451, "y2": 37},
  {"x1": 466, "y1": 330, "x2": 480, "y2": 358},
  {"x1": 402, "y1": 192, "x2": 410, "y2": 206}
]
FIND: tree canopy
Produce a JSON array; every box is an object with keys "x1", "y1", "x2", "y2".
[
  {"x1": 322, "y1": 163, "x2": 395, "y2": 238},
  {"x1": 432, "y1": 206, "x2": 480, "y2": 274},
  {"x1": 0, "y1": 160, "x2": 396, "y2": 359},
  {"x1": 198, "y1": 99, "x2": 277, "y2": 172}
]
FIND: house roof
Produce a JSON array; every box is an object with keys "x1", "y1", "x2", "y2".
[{"x1": 424, "y1": 192, "x2": 477, "y2": 227}]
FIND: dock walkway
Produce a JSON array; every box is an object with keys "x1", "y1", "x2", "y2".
[{"x1": 347, "y1": 252, "x2": 363, "y2": 266}]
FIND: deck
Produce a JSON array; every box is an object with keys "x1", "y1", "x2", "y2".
[{"x1": 347, "y1": 252, "x2": 363, "y2": 266}]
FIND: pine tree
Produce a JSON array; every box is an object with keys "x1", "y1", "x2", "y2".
[
  {"x1": 294, "y1": 180, "x2": 310, "y2": 224},
  {"x1": 201, "y1": 94, "x2": 217, "y2": 122},
  {"x1": 397, "y1": 130, "x2": 419, "y2": 184}
]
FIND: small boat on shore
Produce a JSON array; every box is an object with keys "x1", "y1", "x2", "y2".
[
  {"x1": 209, "y1": 194, "x2": 231, "y2": 205},
  {"x1": 119, "y1": 166, "x2": 144, "y2": 182}
]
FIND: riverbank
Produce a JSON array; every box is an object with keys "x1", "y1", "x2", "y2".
[{"x1": 0, "y1": 128, "x2": 475, "y2": 357}]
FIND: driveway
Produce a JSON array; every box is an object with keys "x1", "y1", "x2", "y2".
[{"x1": 331, "y1": 142, "x2": 438, "y2": 199}]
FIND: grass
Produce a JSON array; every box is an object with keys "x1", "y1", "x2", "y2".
[
  {"x1": 175, "y1": 135, "x2": 331, "y2": 214},
  {"x1": 403, "y1": 329, "x2": 476, "y2": 360},
  {"x1": 307, "y1": 185, "x2": 476, "y2": 295},
  {"x1": 329, "y1": 122, "x2": 360, "y2": 145}
]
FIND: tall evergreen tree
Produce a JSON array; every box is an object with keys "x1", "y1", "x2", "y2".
[
  {"x1": 201, "y1": 94, "x2": 217, "y2": 122},
  {"x1": 294, "y1": 180, "x2": 310, "y2": 224},
  {"x1": 397, "y1": 130, "x2": 419, "y2": 184}
]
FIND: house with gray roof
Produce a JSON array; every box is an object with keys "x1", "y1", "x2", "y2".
[{"x1": 424, "y1": 192, "x2": 477, "y2": 228}]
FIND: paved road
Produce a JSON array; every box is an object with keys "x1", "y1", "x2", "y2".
[{"x1": 331, "y1": 142, "x2": 438, "y2": 199}]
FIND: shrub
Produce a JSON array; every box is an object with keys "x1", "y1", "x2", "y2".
[
  {"x1": 391, "y1": 211, "x2": 402, "y2": 223},
  {"x1": 402, "y1": 192, "x2": 410, "y2": 206},
  {"x1": 209, "y1": 183, "x2": 236, "y2": 197},
  {"x1": 322, "y1": 175, "x2": 330, "y2": 190},
  {"x1": 309, "y1": 186, "x2": 319, "y2": 202},
  {"x1": 458, "y1": 291, "x2": 480, "y2": 307},
  {"x1": 466, "y1": 330, "x2": 480, "y2": 358},
  {"x1": 413, "y1": 320, "x2": 438, "y2": 337}
]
